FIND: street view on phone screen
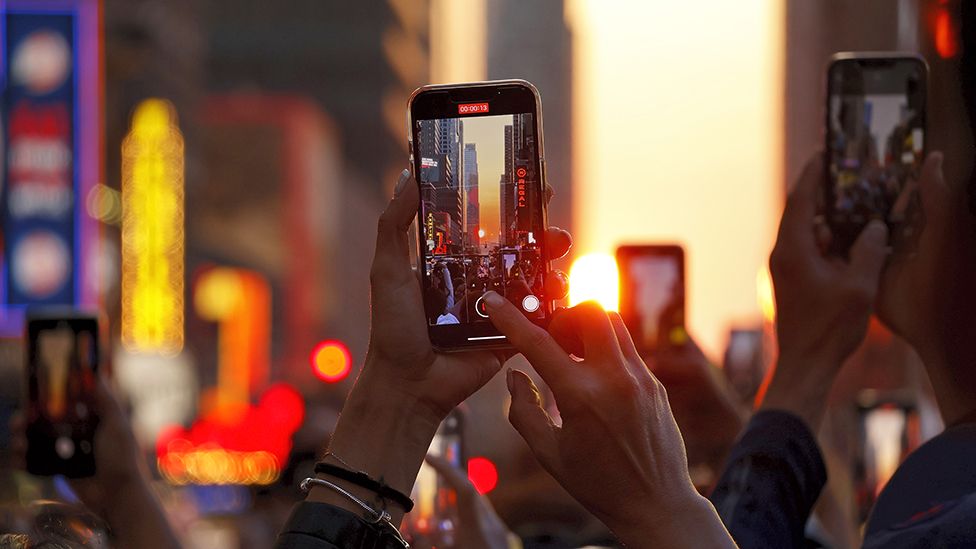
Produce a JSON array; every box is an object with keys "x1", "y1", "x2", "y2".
[
  {"x1": 618, "y1": 250, "x2": 685, "y2": 352},
  {"x1": 417, "y1": 111, "x2": 545, "y2": 329},
  {"x1": 828, "y1": 59, "x2": 925, "y2": 251},
  {"x1": 27, "y1": 319, "x2": 98, "y2": 477}
]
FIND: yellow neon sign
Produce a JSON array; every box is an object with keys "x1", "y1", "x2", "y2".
[{"x1": 121, "y1": 99, "x2": 185, "y2": 355}]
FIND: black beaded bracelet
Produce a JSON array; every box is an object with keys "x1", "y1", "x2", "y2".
[{"x1": 313, "y1": 462, "x2": 415, "y2": 513}]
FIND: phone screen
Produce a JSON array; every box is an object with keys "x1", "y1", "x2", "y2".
[
  {"x1": 412, "y1": 83, "x2": 549, "y2": 349},
  {"x1": 616, "y1": 246, "x2": 685, "y2": 353},
  {"x1": 26, "y1": 314, "x2": 99, "y2": 477},
  {"x1": 854, "y1": 402, "x2": 921, "y2": 521},
  {"x1": 407, "y1": 410, "x2": 462, "y2": 540},
  {"x1": 826, "y1": 57, "x2": 927, "y2": 253}
]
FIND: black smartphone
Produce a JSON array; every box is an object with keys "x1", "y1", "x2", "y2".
[
  {"x1": 25, "y1": 312, "x2": 99, "y2": 478},
  {"x1": 408, "y1": 80, "x2": 550, "y2": 351},
  {"x1": 825, "y1": 53, "x2": 928, "y2": 256},
  {"x1": 615, "y1": 245, "x2": 686, "y2": 354}
]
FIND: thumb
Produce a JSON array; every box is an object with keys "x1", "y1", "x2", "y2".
[
  {"x1": 371, "y1": 169, "x2": 417, "y2": 281},
  {"x1": 848, "y1": 219, "x2": 889, "y2": 290},
  {"x1": 506, "y1": 369, "x2": 559, "y2": 472}
]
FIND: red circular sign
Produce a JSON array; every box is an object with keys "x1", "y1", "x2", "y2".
[{"x1": 516, "y1": 167, "x2": 527, "y2": 178}]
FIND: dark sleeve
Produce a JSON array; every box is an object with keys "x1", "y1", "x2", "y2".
[
  {"x1": 708, "y1": 410, "x2": 827, "y2": 549},
  {"x1": 274, "y1": 502, "x2": 405, "y2": 549}
]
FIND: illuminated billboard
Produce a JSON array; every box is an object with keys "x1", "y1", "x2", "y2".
[{"x1": 0, "y1": 0, "x2": 101, "y2": 333}]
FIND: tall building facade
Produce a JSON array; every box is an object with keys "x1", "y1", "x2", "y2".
[
  {"x1": 486, "y1": 0, "x2": 573, "y2": 233},
  {"x1": 501, "y1": 124, "x2": 514, "y2": 245},
  {"x1": 463, "y1": 143, "x2": 480, "y2": 249},
  {"x1": 418, "y1": 118, "x2": 463, "y2": 254},
  {"x1": 500, "y1": 114, "x2": 536, "y2": 247}
]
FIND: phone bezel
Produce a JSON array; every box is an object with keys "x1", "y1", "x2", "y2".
[
  {"x1": 407, "y1": 80, "x2": 550, "y2": 351},
  {"x1": 823, "y1": 52, "x2": 929, "y2": 256},
  {"x1": 615, "y1": 244, "x2": 686, "y2": 354}
]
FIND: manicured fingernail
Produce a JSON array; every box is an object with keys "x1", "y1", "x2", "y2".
[
  {"x1": 393, "y1": 169, "x2": 410, "y2": 198},
  {"x1": 483, "y1": 291, "x2": 505, "y2": 308},
  {"x1": 506, "y1": 368, "x2": 515, "y2": 394}
]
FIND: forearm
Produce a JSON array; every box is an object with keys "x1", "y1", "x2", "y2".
[
  {"x1": 610, "y1": 493, "x2": 737, "y2": 549},
  {"x1": 306, "y1": 362, "x2": 441, "y2": 525},
  {"x1": 710, "y1": 411, "x2": 827, "y2": 549},
  {"x1": 103, "y1": 477, "x2": 182, "y2": 549}
]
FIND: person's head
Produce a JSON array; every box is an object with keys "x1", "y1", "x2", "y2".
[{"x1": 876, "y1": 3, "x2": 976, "y2": 424}]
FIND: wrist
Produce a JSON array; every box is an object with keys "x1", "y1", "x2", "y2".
[
  {"x1": 609, "y1": 492, "x2": 733, "y2": 549},
  {"x1": 759, "y1": 353, "x2": 843, "y2": 430},
  {"x1": 307, "y1": 357, "x2": 444, "y2": 523}
]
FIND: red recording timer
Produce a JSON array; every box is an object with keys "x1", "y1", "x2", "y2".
[{"x1": 458, "y1": 102, "x2": 489, "y2": 115}]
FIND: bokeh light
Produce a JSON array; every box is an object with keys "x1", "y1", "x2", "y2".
[
  {"x1": 310, "y1": 340, "x2": 352, "y2": 383},
  {"x1": 467, "y1": 456, "x2": 498, "y2": 495}
]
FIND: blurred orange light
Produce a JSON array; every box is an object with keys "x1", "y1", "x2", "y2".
[
  {"x1": 569, "y1": 253, "x2": 619, "y2": 311},
  {"x1": 467, "y1": 456, "x2": 498, "y2": 495},
  {"x1": 757, "y1": 266, "x2": 775, "y2": 324},
  {"x1": 311, "y1": 340, "x2": 352, "y2": 383},
  {"x1": 157, "y1": 445, "x2": 280, "y2": 485}
]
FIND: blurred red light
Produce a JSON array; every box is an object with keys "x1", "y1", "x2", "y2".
[
  {"x1": 935, "y1": 9, "x2": 959, "y2": 59},
  {"x1": 467, "y1": 456, "x2": 498, "y2": 495},
  {"x1": 260, "y1": 383, "x2": 306, "y2": 433},
  {"x1": 310, "y1": 340, "x2": 352, "y2": 383}
]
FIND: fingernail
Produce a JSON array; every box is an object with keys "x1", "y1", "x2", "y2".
[
  {"x1": 506, "y1": 368, "x2": 515, "y2": 394},
  {"x1": 393, "y1": 169, "x2": 410, "y2": 198},
  {"x1": 865, "y1": 220, "x2": 888, "y2": 241},
  {"x1": 483, "y1": 291, "x2": 505, "y2": 308}
]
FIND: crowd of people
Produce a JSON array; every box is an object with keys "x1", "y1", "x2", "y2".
[{"x1": 4, "y1": 5, "x2": 976, "y2": 549}]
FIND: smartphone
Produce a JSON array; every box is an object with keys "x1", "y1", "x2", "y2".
[
  {"x1": 723, "y1": 328, "x2": 765, "y2": 402},
  {"x1": 615, "y1": 245, "x2": 686, "y2": 354},
  {"x1": 408, "y1": 80, "x2": 550, "y2": 351},
  {"x1": 824, "y1": 53, "x2": 928, "y2": 256},
  {"x1": 406, "y1": 409, "x2": 464, "y2": 543},
  {"x1": 854, "y1": 393, "x2": 921, "y2": 522},
  {"x1": 25, "y1": 312, "x2": 99, "y2": 478}
]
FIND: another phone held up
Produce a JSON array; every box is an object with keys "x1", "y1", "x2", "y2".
[
  {"x1": 25, "y1": 312, "x2": 100, "y2": 478},
  {"x1": 408, "y1": 80, "x2": 551, "y2": 351},
  {"x1": 824, "y1": 53, "x2": 928, "y2": 256},
  {"x1": 616, "y1": 245, "x2": 686, "y2": 354},
  {"x1": 405, "y1": 408, "x2": 464, "y2": 545}
]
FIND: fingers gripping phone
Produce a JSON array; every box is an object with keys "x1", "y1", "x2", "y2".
[
  {"x1": 408, "y1": 80, "x2": 551, "y2": 351},
  {"x1": 25, "y1": 312, "x2": 99, "y2": 478},
  {"x1": 615, "y1": 245, "x2": 686, "y2": 354},
  {"x1": 825, "y1": 53, "x2": 928, "y2": 256}
]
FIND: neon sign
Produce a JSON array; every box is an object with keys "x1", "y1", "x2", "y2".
[
  {"x1": 516, "y1": 165, "x2": 527, "y2": 209},
  {"x1": 121, "y1": 99, "x2": 185, "y2": 356},
  {"x1": 1, "y1": 2, "x2": 101, "y2": 330}
]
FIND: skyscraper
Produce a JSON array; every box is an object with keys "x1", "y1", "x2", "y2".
[
  {"x1": 501, "y1": 123, "x2": 514, "y2": 246},
  {"x1": 418, "y1": 118, "x2": 463, "y2": 254},
  {"x1": 486, "y1": 0, "x2": 573, "y2": 232},
  {"x1": 463, "y1": 143, "x2": 480, "y2": 249}
]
